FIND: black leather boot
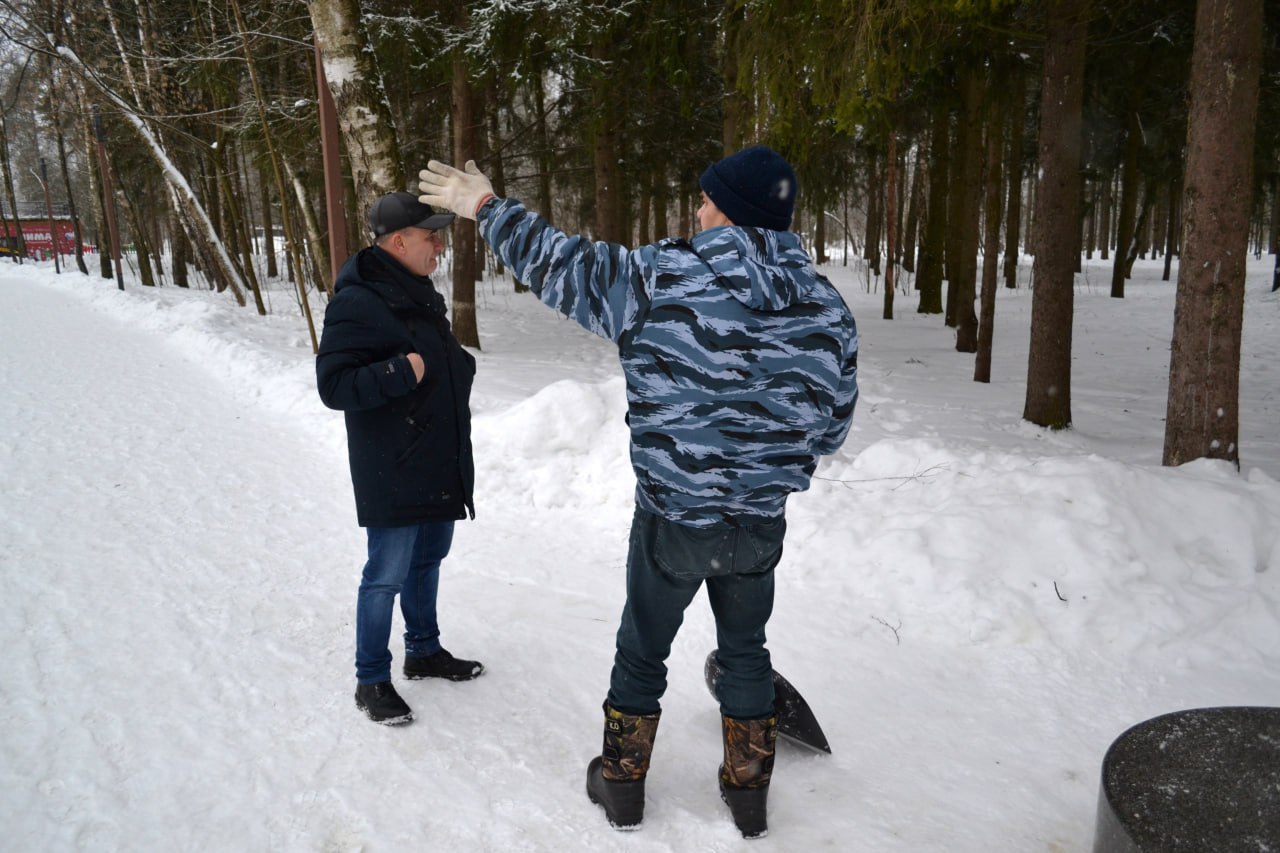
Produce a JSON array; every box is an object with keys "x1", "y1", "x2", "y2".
[
  {"x1": 354, "y1": 681, "x2": 413, "y2": 725},
  {"x1": 585, "y1": 702, "x2": 661, "y2": 830},
  {"x1": 718, "y1": 713, "x2": 778, "y2": 839}
]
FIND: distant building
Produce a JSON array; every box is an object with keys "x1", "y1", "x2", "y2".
[{"x1": 0, "y1": 216, "x2": 93, "y2": 258}]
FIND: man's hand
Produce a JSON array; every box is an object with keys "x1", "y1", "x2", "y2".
[
  {"x1": 418, "y1": 160, "x2": 494, "y2": 220},
  {"x1": 407, "y1": 352, "x2": 425, "y2": 383}
]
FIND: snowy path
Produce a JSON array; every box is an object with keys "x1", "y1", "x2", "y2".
[
  {"x1": 0, "y1": 278, "x2": 799, "y2": 851},
  {"x1": 3, "y1": 266, "x2": 1278, "y2": 852},
  {"x1": 1, "y1": 279, "x2": 364, "y2": 849}
]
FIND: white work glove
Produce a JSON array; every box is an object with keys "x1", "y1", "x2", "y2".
[{"x1": 417, "y1": 160, "x2": 494, "y2": 221}]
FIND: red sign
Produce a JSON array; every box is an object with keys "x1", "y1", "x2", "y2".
[{"x1": 0, "y1": 218, "x2": 86, "y2": 255}]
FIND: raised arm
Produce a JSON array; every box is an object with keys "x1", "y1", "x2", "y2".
[{"x1": 419, "y1": 160, "x2": 657, "y2": 345}]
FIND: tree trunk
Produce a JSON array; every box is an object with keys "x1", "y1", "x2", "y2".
[
  {"x1": 214, "y1": 131, "x2": 266, "y2": 311},
  {"x1": 259, "y1": 156, "x2": 278, "y2": 279},
  {"x1": 172, "y1": 215, "x2": 189, "y2": 288},
  {"x1": 284, "y1": 159, "x2": 330, "y2": 297},
  {"x1": 917, "y1": 95, "x2": 949, "y2": 314},
  {"x1": 1271, "y1": 172, "x2": 1279, "y2": 292},
  {"x1": 485, "y1": 88, "x2": 506, "y2": 276},
  {"x1": 1110, "y1": 65, "x2": 1149, "y2": 297},
  {"x1": 75, "y1": 90, "x2": 112, "y2": 280},
  {"x1": 864, "y1": 151, "x2": 881, "y2": 277},
  {"x1": 1163, "y1": 175, "x2": 1181, "y2": 281},
  {"x1": 307, "y1": 0, "x2": 404, "y2": 212},
  {"x1": 949, "y1": 64, "x2": 982, "y2": 349},
  {"x1": 119, "y1": 184, "x2": 157, "y2": 286},
  {"x1": 591, "y1": 36, "x2": 622, "y2": 242},
  {"x1": 865, "y1": 151, "x2": 885, "y2": 274},
  {"x1": 1003, "y1": 67, "x2": 1025, "y2": 288},
  {"x1": 231, "y1": 0, "x2": 312, "y2": 340},
  {"x1": 0, "y1": 113, "x2": 28, "y2": 260},
  {"x1": 1085, "y1": 175, "x2": 1098, "y2": 260},
  {"x1": 149, "y1": 203, "x2": 165, "y2": 282},
  {"x1": 809, "y1": 195, "x2": 823, "y2": 264},
  {"x1": 638, "y1": 175, "x2": 652, "y2": 246},
  {"x1": 902, "y1": 141, "x2": 926, "y2": 273},
  {"x1": 49, "y1": 72, "x2": 88, "y2": 274},
  {"x1": 1163, "y1": 0, "x2": 1263, "y2": 467},
  {"x1": 1124, "y1": 181, "x2": 1155, "y2": 279},
  {"x1": 532, "y1": 58, "x2": 553, "y2": 219},
  {"x1": 720, "y1": 5, "x2": 745, "y2": 154},
  {"x1": 450, "y1": 18, "x2": 480, "y2": 349},
  {"x1": 883, "y1": 131, "x2": 898, "y2": 320},
  {"x1": 895, "y1": 140, "x2": 907, "y2": 267},
  {"x1": 976, "y1": 93, "x2": 1005, "y2": 383},
  {"x1": 1023, "y1": 0, "x2": 1087, "y2": 430},
  {"x1": 653, "y1": 159, "x2": 669, "y2": 240},
  {"x1": 1099, "y1": 169, "x2": 1113, "y2": 261}
]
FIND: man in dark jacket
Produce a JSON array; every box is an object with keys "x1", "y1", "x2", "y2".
[
  {"x1": 316, "y1": 191, "x2": 484, "y2": 726},
  {"x1": 419, "y1": 148, "x2": 858, "y2": 837}
]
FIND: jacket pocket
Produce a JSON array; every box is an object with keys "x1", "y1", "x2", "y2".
[{"x1": 396, "y1": 415, "x2": 435, "y2": 464}]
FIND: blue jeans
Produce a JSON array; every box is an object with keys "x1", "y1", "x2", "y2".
[
  {"x1": 355, "y1": 522, "x2": 454, "y2": 684},
  {"x1": 608, "y1": 506, "x2": 785, "y2": 719}
]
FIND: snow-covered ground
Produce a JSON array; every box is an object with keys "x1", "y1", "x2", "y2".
[{"x1": 2, "y1": 250, "x2": 1277, "y2": 852}]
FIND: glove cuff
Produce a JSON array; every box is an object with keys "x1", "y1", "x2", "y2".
[{"x1": 473, "y1": 193, "x2": 495, "y2": 217}]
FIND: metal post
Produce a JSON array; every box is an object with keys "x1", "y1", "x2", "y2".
[
  {"x1": 39, "y1": 158, "x2": 61, "y2": 274},
  {"x1": 92, "y1": 110, "x2": 125, "y2": 290}
]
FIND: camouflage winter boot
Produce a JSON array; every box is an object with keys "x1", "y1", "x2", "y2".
[
  {"x1": 718, "y1": 713, "x2": 778, "y2": 839},
  {"x1": 585, "y1": 702, "x2": 661, "y2": 830}
]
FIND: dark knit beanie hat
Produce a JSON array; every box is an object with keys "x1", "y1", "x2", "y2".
[{"x1": 699, "y1": 145, "x2": 797, "y2": 231}]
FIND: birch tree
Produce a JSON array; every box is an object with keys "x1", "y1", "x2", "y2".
[{"x1": 306, "y1": 0, "x2": 404, "y2": 215}]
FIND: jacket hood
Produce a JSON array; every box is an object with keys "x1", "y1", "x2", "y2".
[{"x1": 690, "y1": 226, "x2": 818, "y2": 311}]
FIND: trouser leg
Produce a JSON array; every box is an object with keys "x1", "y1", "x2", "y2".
[
  {"x1": 607, "y1": 508, "x2": 702, "y2": 715},
  {"x1": 706, "y1": 567, "x2": 776, "y2": 719},
  {"x1": 401, "y1": 520, "x2": 454, "y2": 658},
  {"x1": 355, "y1": 525, "x2": 418, "y2": 684}
]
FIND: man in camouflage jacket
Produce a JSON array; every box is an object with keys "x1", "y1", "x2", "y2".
[{"x1": 419, "y1": 146, "x2": 858, "y2": 836}]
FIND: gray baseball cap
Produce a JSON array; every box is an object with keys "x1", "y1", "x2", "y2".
[{"x1": 367, "y1": 191, "x2": 455, "y2": 236}]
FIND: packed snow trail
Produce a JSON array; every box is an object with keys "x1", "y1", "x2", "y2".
[
  {"x1": 3, "y1": 267, "x2": 1278, "y2": 852},
  {"x1": 0, "y1": 276, "x2": 850, "y2": 851},
  {"x1": 1, "y1": 277, "x2": 375, "y2": 848}
]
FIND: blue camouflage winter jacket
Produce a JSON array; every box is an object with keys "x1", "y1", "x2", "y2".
[{"x1": 479, "y1": 198, "x2": 859, "y2": 528}]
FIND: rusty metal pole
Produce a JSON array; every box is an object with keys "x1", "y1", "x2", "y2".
[{"x1": 314, "y1": 36, "x2": 348, "y2": 288}]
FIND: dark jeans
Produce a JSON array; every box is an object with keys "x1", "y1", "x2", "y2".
[
  {"x1": 355, "y1": 522, "x2": 454, "y2": 684},
  {"x1": 608, "y1": 506, "x2": 785, "y2": 719}
]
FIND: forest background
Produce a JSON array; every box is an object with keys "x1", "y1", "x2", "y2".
[{"x1": 0, "y1": 0, "x2": 1277, "y2": 467}]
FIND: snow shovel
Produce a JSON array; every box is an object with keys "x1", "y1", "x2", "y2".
[{"x1": 703, "y1": 650, "x2": 832, "y2": 754}]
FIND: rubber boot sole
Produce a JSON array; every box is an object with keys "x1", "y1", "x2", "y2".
[
  {"x1": 586, "y1": 756, "x2": 646, "y2": 830},
  {"x1": 720, "y1": 776, "x2": 769, "y2": 839}
]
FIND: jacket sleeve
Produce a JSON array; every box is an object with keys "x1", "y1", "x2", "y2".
[
  {"x1": 815, "y1": 319, "x2": 859, "y2": 456},
  {"x1": 315, "y1": 292, "x2": 418, "y2": 412},
  {"x1": 477, "y1": 197, "x2": 656, "y2": 345}
]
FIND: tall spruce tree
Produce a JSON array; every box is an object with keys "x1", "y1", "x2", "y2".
[
  {"x1": 1163, "y1": 0, "x2": 1265, "y2": 466},
  {"x1": 1023, "y1": 0, "x2": 1089, "y2": 430}
]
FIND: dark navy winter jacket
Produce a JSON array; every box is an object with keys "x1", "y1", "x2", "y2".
[
  {"x1": 316, "y1": 246, "x2": 475, "y2": 527},
  {"x1": 478, "y1": 197, "x2": 858, "y2": 528}
]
